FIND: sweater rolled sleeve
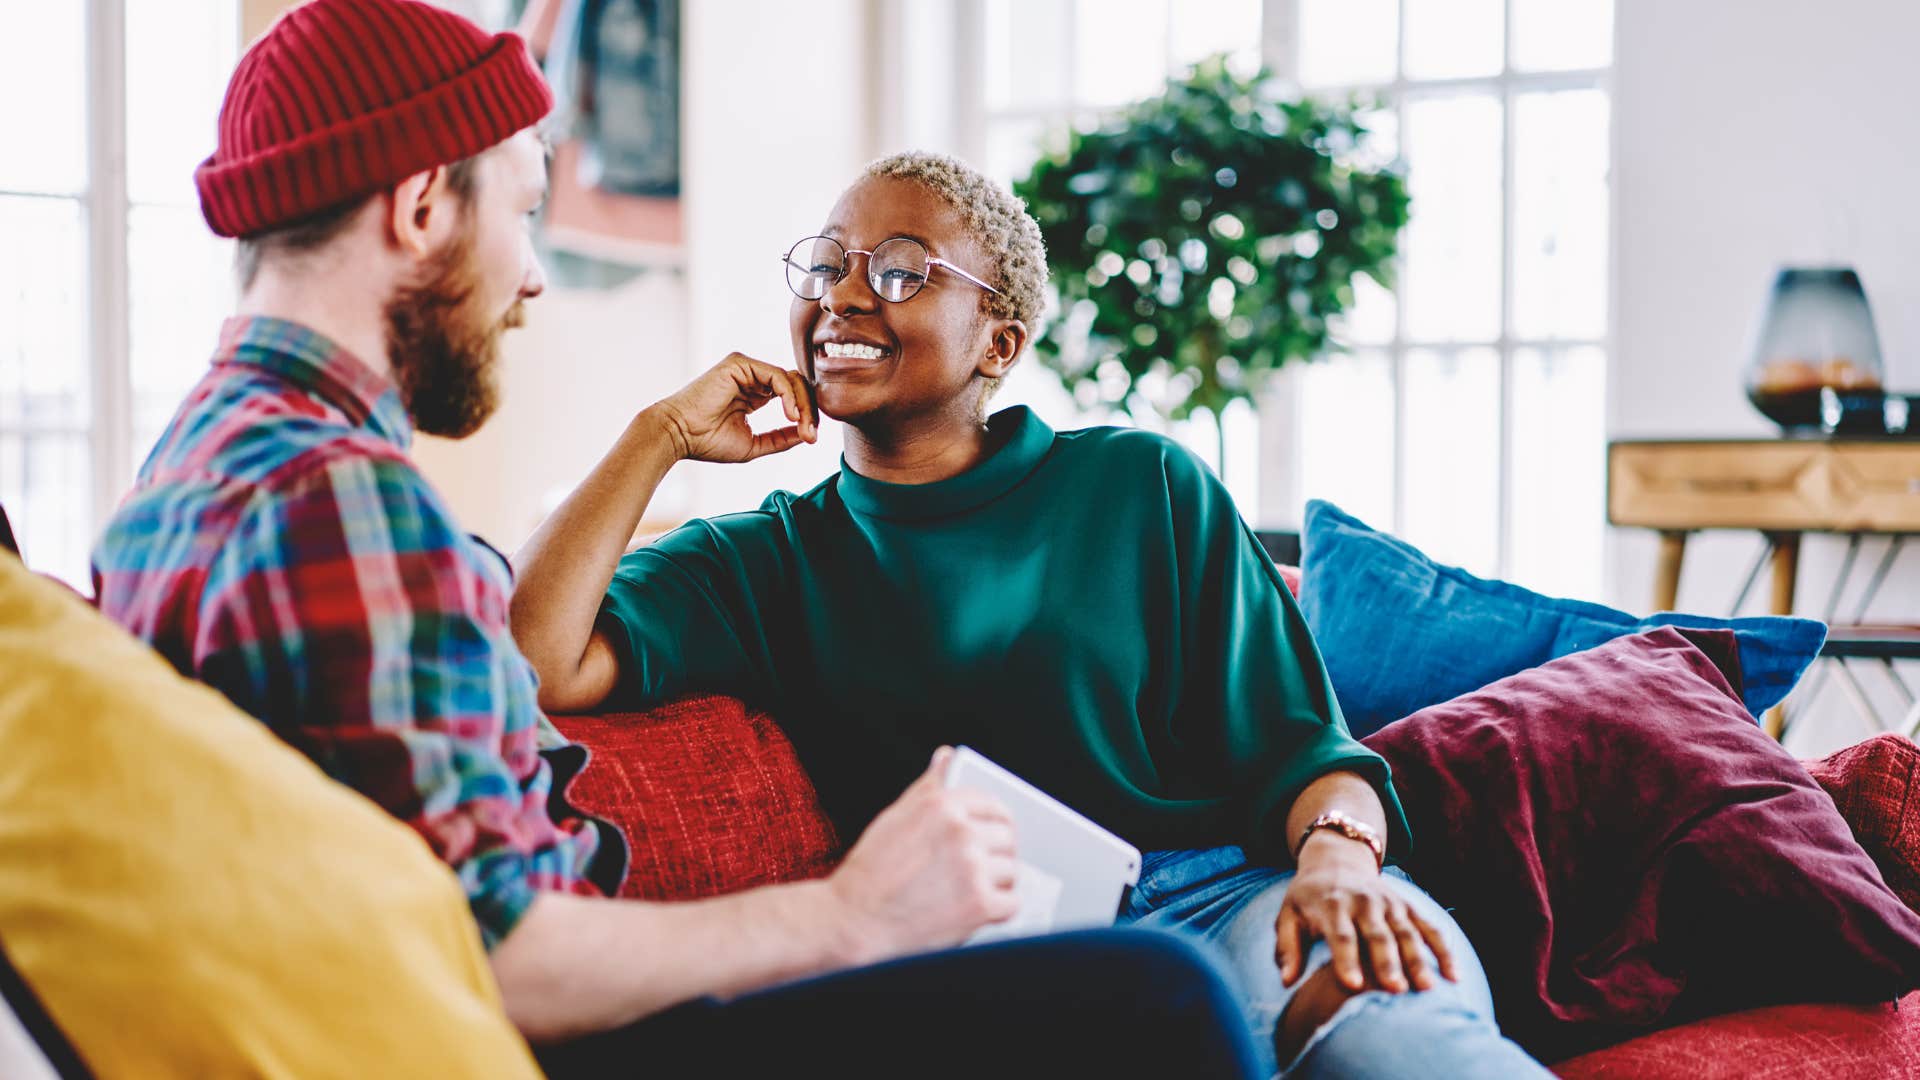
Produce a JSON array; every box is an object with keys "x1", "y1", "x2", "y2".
[{"x1": 1159, "y1": 444, "x2": 1413, "y2": 863}]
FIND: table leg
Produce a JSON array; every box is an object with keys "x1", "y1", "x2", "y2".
[
  {"x1": 1763, "y1": 532, "x2": 1803, "y2": 740},
  {"x1": 1653, "y1": 531, "x2": 1688, "y2": 612},
  {"x1": 1768, "y1": 533, "x2": 1801, "y2": 615}
]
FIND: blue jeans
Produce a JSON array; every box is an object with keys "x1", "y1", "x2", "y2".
[
  {"x1": 1121, "y1": 846, "x2": 1552, "y2": 1079},
  {"x1": 535, "y1": 927, "x2": 1265, "y2": 1079}
]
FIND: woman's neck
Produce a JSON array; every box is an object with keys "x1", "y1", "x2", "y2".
[{"x1": 842, "y1": 408, "x2": 999, "y2": 485}]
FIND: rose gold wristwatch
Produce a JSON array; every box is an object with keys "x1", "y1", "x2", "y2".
[{"x1": 1295, "y1": 810, "x2": 1386, "y2": 870}]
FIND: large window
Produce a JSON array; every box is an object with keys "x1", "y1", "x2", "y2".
[
  {"x1": 0, "y1": 2, "x2": 238, "y2": 587},
  {"x1": 970, "y1": 0, "x2": 1612, "y2": 600},
  {"x1": 971, "y1": 0, "x2": 1269, "y2": 515}
]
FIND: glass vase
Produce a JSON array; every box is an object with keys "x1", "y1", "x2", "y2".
[{"x1": 1745, "y1": 267, "x2": 1885, "y2": 431}]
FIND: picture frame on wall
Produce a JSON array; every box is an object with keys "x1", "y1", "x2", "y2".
[{"x1": 510, "y1": 0, "x2": 684, "y2": 270}]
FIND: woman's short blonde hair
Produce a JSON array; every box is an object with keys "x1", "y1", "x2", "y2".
[{"x1": 861, "y1": 151, "x2": 1049, "y2": 330}]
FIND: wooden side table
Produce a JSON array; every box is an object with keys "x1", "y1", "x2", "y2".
[{"x1": 1607, "y1": 437, "x2": 1920, "y2": 736}]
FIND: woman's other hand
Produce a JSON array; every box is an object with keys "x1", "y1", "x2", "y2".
[
  {"x1": 1273, "y1": 832, "x2": 1457, "y2": 994},
  {"x1": 652, "y1": 352, "x2": 819, "y2": 464}
]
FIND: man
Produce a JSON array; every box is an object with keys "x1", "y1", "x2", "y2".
[{"x1": 92, "y1": 1, "x2": 1259, "y2": 1075}]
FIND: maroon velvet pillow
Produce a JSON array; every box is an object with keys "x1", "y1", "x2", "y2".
[
  {"x1": 1361, "y1": 627, "x2": 1920, "y2": 1062},
  {"x1": 555, "y1": 696, "x2": 842, "y2": 901}
]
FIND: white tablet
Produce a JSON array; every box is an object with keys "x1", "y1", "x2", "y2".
[{"x1": 943, "y1": 746, "x2": 1143, "y2": 946}]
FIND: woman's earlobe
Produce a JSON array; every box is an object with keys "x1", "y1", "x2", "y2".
[
  {"x1": 982, "y1": 339, "x2": 1015, "y2": 378},
  {"x1": 987, "y1": 320, "x2": 1029, "y2": 374}
]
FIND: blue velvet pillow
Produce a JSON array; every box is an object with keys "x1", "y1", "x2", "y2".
[{"x1": 1297, "y1": 500, "x2": 1827, "y2": 738}]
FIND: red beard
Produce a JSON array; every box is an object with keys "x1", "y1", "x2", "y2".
[{"x1": 383, "y1": 230, "x2": 525, "y2": 439}]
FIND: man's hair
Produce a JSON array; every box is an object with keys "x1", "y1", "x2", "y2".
[{"x1": 234, "y1": 155, "x2": 483, "y2": 290}]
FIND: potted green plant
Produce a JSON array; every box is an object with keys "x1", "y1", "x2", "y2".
[{"x1": 1014, "y1": 56, "x2": 1409, "y2": 473}]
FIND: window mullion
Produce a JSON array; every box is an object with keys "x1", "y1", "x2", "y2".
[
  {"x1": 1255, "y1": 0, "x2": 1305, "y2": 528},
  {"x1": 955, "y1": 0, "x2": 988, "y2": 164},
  {"x1": 85, "y1": 0, "x2": 131, "y2": 541},
  {"x1": 1263, "y1": 0, "x2": 1299, "y2": 82},
  {"x1": 1389, "y1": 0, "x2": 1409, "y2": 534},
  {"x1": 1064, "y1": 0, "x2": 1080, "y2": 117},
  {"x1": 1495, "y1": 0, "x2": 1518, "y2": 579}
]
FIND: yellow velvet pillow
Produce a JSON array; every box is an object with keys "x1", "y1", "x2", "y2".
[{"x1": 0, "y1": 554, "x2": 541, "y2": 1078}]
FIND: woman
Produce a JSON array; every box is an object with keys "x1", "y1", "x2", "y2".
[{"x1": 513, "y1": 151, "x2": 1549, "y2": 1078}]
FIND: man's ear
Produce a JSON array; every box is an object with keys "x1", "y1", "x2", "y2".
[
  {"x1": 386, "y1": 163, "x2": 458, "y2": 259},
  {"x1": 979, "y1": 318, "x2": 1029, "y2": 379}
]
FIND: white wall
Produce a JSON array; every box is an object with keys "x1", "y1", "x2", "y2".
[
  {"x1": 412, "y1": 271, "x2": 690, "y2": 545},
  {"x1": 418, "y1": 0, "x2": 880, "y2": 548},
  {"x1": 669, "y1": 0, "x2": 877, "y2": 517},
  {"x1": 1611, "y1": 0, "x2": 1920, "y2": 754},
  {"x1": 412, "y1": 0, "x2": 1920, "y2": 752}
]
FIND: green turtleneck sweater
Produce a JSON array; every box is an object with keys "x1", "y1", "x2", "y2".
[{"x1": 597, "y1": 406, "x2": 1409, "y2": 861}]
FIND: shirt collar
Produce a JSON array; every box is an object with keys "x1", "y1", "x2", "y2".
[
  {"x1": 213, "y1": 316, "x2": 413, "y2": 451},
  {"x1": 834, "y1": 406, "x2": 1057, "y2": 521}
]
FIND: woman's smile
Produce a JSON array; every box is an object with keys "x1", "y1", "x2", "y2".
[{"x1": 811, "y1": 331, "x2": 897, "y2": 377}]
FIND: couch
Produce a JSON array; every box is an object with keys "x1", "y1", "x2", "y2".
[
  {"x1": 6, "y1": 496, "x2": 1915, "y2": 1075},
  {"x1": 554, "y1": 694, "x2": 1920, "y2": 1079}
]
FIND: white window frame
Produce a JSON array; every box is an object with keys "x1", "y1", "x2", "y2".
[
  {"x1": 0, "y1": 0, "x2": 133, "y2": 555},
  {"x1": 2, "y1": 0, "x2": 245, "y2": 582},
  {"x1": 86, "y1": 0, "x2": 135, "y2": 535},
  {"x1": 1265, "y1": 0, "x2": 1613, "y2": 579},
  {"x1": 926, "y1": 0, "x2": 1613, "y2": 577}
]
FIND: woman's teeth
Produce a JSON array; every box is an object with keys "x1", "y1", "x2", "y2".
[{"x1": 821, "y1": 342, "x2": 887, "y2": 360}]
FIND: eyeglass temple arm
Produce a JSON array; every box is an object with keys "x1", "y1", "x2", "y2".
[{"x1": 927, "y1": 256, "x2": 1002, "y2": 296}]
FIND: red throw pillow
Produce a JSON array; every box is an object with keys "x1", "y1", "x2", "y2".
[
  {"x1": 555, "y1": 696, "x2": 842, "y2": 901},
  {"x1": 1806, "y1": 733, "x2": 1920, "y2": 915},
  {"x1": 1276, "y1": 563, "x2": 1302, "y2": 597},
  {"x1": 1361, "y1": 627, "x2": 1920, "y2": 1063}
]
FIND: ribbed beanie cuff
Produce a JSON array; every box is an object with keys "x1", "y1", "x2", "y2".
[{"x1": 195, "y1": 0, "x2": 554, "y2": 238}]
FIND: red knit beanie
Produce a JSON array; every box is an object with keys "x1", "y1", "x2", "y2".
[{"x1": 195, "y1": 0, "x2": 553, "y2": 239}]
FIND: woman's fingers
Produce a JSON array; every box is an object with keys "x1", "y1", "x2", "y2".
[
  {"x1": 772, "y1": 371, "x2": 814, "y2": 442},
  {"x1": 1321, "y1": 898, "x2": 1365, "y2": 992},
  {"x1": 672, "y1": 353, "x2": 821, "y2": 462},
  {"x1": 746, "y1": 425, "x2": 806, "y2": 460},
  {"x1": 1355, "y1": 893, "x2": 1406, "y2": 993},
  {"x1": 1409, "y1": 906, "x2": 1459, "y2": 983},
  {"x1": 1274, "y1": 878, "x2": 1455, "y2": 998},
  {"x1": 1389, "y1": 902, "x2": 1435, "y2": 991},
  {"x1": 1274, "y1": 903, "x2": 1305, "y2": 987},
  {"x1": 735, "y1": 355, "x2": 817, "y2": 443}
]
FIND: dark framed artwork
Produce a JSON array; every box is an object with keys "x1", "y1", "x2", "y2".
[{"x1": 513, "y1": 0, "x2": 683, "y2": 270}]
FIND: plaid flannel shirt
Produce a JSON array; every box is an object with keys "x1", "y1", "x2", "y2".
[{"x1": 93, "y1": 316, "x2": 610, "y2": 947}]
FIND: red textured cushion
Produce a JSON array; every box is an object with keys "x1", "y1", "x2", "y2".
[
  {"x1": 1551, "y1": 992, "x2": 1920, "y2": 1079},
  {"x1": 554, "y1": 696, "x2": 841, "y2": 901},
  {"x1": 1361, "y1": 627, "x2": 1920, "y2": 1061},
  {"x1": 1277, "y1": 563, "x2": 1302, "y2": 597},
  {"x1": 1806, "y1": 733, "x2": 1920, "y2": 914}
]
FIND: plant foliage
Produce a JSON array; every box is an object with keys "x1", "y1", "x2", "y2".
[{"x1": 1013, "y1": 57, "x2": 1410, "y2": 431}]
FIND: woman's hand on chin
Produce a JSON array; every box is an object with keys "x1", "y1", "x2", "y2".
[{"x1": 651, "y1": 352, "x2": 820, "y2": 464}]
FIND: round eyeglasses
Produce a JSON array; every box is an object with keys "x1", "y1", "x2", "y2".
[{"x1": 782, "y1": 235, "x2": 1001, "y2": 304}]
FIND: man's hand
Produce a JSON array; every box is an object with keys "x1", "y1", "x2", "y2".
[
  {"x1": 824, "y1": 747, "x2": 1021, "y2": 965},
  {"x1": 651, "y1": 352, "x2": 818, "y2": 464},
  {"x1": 1274, "y1": 832, "x2": 1458, "y2": 994}
]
